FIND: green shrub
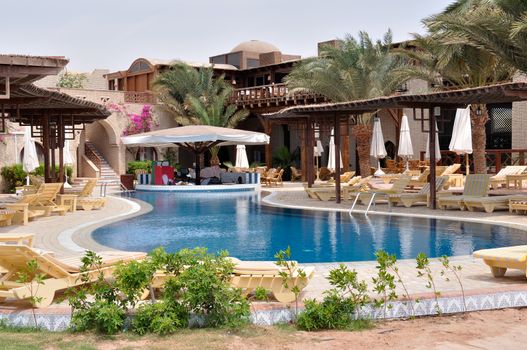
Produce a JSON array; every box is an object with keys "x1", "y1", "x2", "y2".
[
  {"x1": 170, "y1": 248, "x2": 250, "y2": 328},
  {"x1": 1, "y1": 164, "x2": 74, "y2": 193},
  {"x1": 127, "y1": 161, "x2": 152, "y2": 174},
  {"x1": 132, "y1": 301, "x2": 188, "y2": 335},
  {"x1": 1, "y1": 164, "x2": 26, "y2": 193},
  {"x1": 296, "y1": 264, "x2": 371, "y2": 331},
  {"x1": 68, "y1": 251, "x2": 132, "y2": 334},
  {"x1": 71, "y1": 300, "x2": 126, "y2": 334},
  {"x1": 68, "y1": 247, "x2": 250, "y2": 335},
  {"x1": 33, "y1": 164, "x2": 73, "y2": 179},
  {"x1": 297, "y1": 292, "x2": 357, "y2": 331},
  {"x1": 254, "y1": 287, "x2": 269, "y2": 301}
]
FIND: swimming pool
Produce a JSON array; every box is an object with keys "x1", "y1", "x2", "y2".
[{"x1": 91, "y1": 191, "x2": 527, "y2": 263}]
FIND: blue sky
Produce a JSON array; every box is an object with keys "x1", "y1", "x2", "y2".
[{"x1": 3, "y1": 0, "x2": 454, "y2": 71}]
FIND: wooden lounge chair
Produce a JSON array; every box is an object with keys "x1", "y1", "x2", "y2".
[
  {"x1": 0, "y1": 245, "x2": 147, "y2": 307},
  {"x1": 440, "y1": 164, "x2": 464, "y2": 187},
  {"x1": 463, "y1": 195, "x2": 518, "y2": 213},
  {"x1": 490, "y1": 166, "x2": 527, "y2": 190},
  {"x1": 380, "y1": 170, "x2": 420, "y2": 184},
  {"x1": 261, "y1": 168, "x2": 277, "y2": 186},
  {"x1": 4, "y1": 194, "x2": 47, "y2": 225},
  {"x1": 0, "y1": 233, "x2": 35, "y2": 247},
  {"x1": 437, "y1": 174, "x2": 491, "y2": 211},
  {"x1": 67, "y1": 178, "x2": 107, "y2": 211},
  {"x1": 341, "y1": 176, "x2": 374, "y2": 201},
  {"x1": 509, "y1": 196, "x2": 527, "y2": 214},
  {"x1": 290, "y1": 167, "x2": 302, "y2": 181},
  {"x1": 0, "y1": 210, "x2": 15, "y2": 227},
  {"x1": 150, "y1": 258, "x2": 315, "y2": 303},
  {"x1": 388, "y1": 176, "x2": 448, "y2": 208},
  {"x1": 230, "y1": 260, "x2": 315, "y2": 303},
  {"x1": 408, "y1": 169, "x2": 430, "y2": 188},
  {"x1": 29, "y1": 183, "x2": 70, "y2": 216},
  {"x1": 350, "y1": 175, "x2": 411, "y2": 205},
  {"x1": 473, "y1": 246, "x2": 527, "y2": 277},
  {"x1": 266, "y1": 169, "x2": 284, "y2": 187},
  {"x1": 308, "y1": 176, "x2": 364, "y2": 201}
]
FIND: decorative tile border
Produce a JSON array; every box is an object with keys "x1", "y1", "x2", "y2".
[
  {"x1": 136, "y1": 184, "x2": 259, "y2": 192},
  {"x1": 5, "y1": 290, "x2": 526, "y2": 331},
  {"x1": 251, "y1": 290, "x2": 527, "y2": 325}
]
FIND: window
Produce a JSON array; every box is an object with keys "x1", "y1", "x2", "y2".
[
  {"x1": 487, "y1": 103, "x2": 512, "y2": 149},
  {"x1": 227, "y1": 53, "x2": 241, "y2": 68},
  {"x1": 210, "y1": 55, "x2": 226, "y2": 64},
  {"x1": 246, "y1": 58, "x2": 260, "y2": 68},
  {"x1": 128, "y1": 60, "x2": 152, "y2": 74}
]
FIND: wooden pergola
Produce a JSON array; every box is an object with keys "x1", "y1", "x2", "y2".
[
  {"x1": 264, "y1": 82, "x2": 527, "y2": 208},
  {"x1": 0, "y1": 55, "x2": 110, "y2": 184}
]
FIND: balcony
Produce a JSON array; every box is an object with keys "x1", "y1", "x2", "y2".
[
  {"x1": 124, "y1": 91, "x2": 157, "y2": 104},
  {"x1": 232, "y1": 83, "x2": 326, "y2": 111}
]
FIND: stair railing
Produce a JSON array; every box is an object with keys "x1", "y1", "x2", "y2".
[{"x1": 85, "y1": 144, "x2": 103, "y2": 172}]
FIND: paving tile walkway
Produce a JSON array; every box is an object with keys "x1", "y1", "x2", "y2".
[{"x1": 1, "y1": 184, "x2": 527, "y2": 322}]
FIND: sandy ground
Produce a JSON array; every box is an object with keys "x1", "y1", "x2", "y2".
[
  {"x1": 101, "y1": 307, "x2": 527, "y2": 350},
  {"x1": 1, "y1": 307, "x2": 525, "y2": 350}
]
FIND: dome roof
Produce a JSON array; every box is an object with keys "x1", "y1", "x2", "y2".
[{"x1": 230, "y1": 40, "x2": 280, "y2": 53}]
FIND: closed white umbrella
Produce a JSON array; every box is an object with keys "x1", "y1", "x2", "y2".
[
  {"x1": 327, "y1": 129, "x2": 343, "y2": 172},
  {"x1": 22, "y1": 126, "x2": 39, "y2": 185},
  {"x1": 398, "y1": 115, "x2": 413, "y2": 171},
  {"x1": 370, "y1": 117, "x2": 387, "y2": 176},
  {"x1": 63, "y1": 140, "x2": 74, "y2": 165},
  {"x1": 425, "y1": 121, "x2": 441, "y2": 163},
  {"x1": 235, "y1": 144, "x2": 249, "y2": 168},
  {"x1": 63, "y1": 140, "x2": 74, "y2": 188},
  {"x1": 449, "y1": 107, "x2": 472, "y2": 175},
  {"x1": 314, "y1": 140, "x2": 324, "y2": 181}
]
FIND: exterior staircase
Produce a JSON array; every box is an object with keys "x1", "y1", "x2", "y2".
[{"x1": 76, "y1": 142, "x2": 122, "y2": 194}]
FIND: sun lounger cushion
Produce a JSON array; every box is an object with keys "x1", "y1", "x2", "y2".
[{"x1": 474, "y1": 246, "x2": 527, "y2": 263}]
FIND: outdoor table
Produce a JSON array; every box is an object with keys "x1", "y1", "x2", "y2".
[
  {"x1": 505, "y1": 174, "x2": 527, "y2": 189},
  {"x1": 56, "y1": 193, "x2": 78, "y2": 212}
]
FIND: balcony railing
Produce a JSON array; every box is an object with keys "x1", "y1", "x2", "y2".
[
  {"x1": 419, "y1": 149, "x2": 527, "y2": 174},
  {"x1": 232, "y1": 83, "x2": 324, "y2": 107},
  {"x1": 124, "y1": 91, "x2": 157, "y2": 104}
]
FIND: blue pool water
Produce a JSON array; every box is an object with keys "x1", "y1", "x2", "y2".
[{"x1": 91, "y1": 191, "x2": 527, "y2": 263}]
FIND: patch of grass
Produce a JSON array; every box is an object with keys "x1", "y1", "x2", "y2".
[{"x1": 345, "y1": 319, "x2": 374, "y2": 331}]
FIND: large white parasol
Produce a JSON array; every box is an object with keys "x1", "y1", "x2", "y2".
[
  {"x1": 327, "y1": 129, "x2": 343, "y2": 172},
  {"x1": 62, "y1": 140, "x2": 74, "y2": 188},
  {"x1": 449, "y1": 106, "x2": 472, "y2": 174},
  {"x1": 425, "y1": 120, "x2": 441, "y2": 163},
  {"x1": 22, "y1": 126, "x2": 39, "y2": 185},
  {"x1": 122, "y1": 125, "x2": 269, "y2": 185},
  {"x1": 398, "y1": 115, "x2": 414, "y2": 170},
  {"x1": 370, "y1": 117, "x2": 387, "y2": 176},
  {"x1": 235, "y1": 144, "x2": 249, "y2": 168}
]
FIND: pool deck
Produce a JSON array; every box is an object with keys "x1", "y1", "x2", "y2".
[
  {"x1": 1, "y1": 183, "x2": 527, "y2": 328},
  {"x1": 263, "y1": 183, "x2": 527, "y2": 302}
]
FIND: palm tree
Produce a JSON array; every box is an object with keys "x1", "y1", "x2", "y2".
[
  {"x1": 154, "y1": 62, "x2": 249, "y2": 164},
  {"x1": 424, "y1": 0, "x2": 527, "y2": 74},
  {"x1": 393, "y1": 33, "x2": 514, "y2": 173},
  {"x1": 285, "y1": 31, "x2": 404, "y2": 176}
]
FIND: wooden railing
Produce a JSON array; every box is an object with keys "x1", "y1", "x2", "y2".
[
  {"x1": 84, "y1": 144, "x2": 102, "y2": 171},
  {"x1": 419, "y1": 149, "x2": 527, "y2": 174},
  {"x1": 124, "y1": 91, "x2": 156, "y2": 104},
  {"x1": 231, "y1": 83, "x2": 324, "y2": 107}
]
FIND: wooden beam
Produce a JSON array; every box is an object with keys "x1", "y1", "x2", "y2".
[
  {"x1": 429, "y1": 106, "x2": 437, "y2": 210},
  {"x1": 334, "y1": 112, "x2": 342, "y2": 203},
  {"x1": 0, "y1": 66, "x2": 63, "y2": 76}
]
